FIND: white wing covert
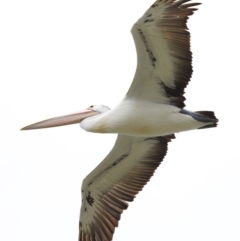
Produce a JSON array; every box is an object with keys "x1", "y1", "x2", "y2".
[
  {"x1": 128, "y1": 0, "x2": 201, "y2": 108},
  {"x1": 78, "y1": 134, "x2": 174, "y2": 241}
]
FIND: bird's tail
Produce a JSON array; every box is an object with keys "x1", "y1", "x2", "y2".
[
  {"x1": 180, "y1": 109, "x2": 218, "y2": 129},
  {"x1": 195, "y1": 111, "x2": 218, "y2": 129}
]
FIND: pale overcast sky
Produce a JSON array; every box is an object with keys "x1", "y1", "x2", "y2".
[{"x1": 1, "y1": 0, "x2": 239, "y2": 241}]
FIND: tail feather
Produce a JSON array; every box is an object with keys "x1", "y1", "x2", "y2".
[
  {"x1": 195, "y1": 111, "x2": 218, "y2": 129},
  {"x1": 180, "y1": 109, "x2": 218, "y2": 129},
  {"x1": 195, "y1": 111, "x2": 217, "y2": 120}
]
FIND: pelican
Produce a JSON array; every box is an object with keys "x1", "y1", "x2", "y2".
[{"x1": 22, "y1": 0, "x2": 218, "y2": 240}]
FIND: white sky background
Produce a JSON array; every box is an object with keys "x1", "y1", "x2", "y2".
[{"x1": 1, "y1": 0, "x2": 240, "y2": 241}]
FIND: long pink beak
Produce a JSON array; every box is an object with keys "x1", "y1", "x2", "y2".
[{"x1": 21, "y1": 109, "x2": 99, "y2": 130}]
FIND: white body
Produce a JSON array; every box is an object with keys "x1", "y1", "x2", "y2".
[{"x1": 80, "y1": 99, "x2": 207, "y2": 137}]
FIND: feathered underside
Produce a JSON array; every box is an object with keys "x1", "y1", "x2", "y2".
[
  {"x1": 127, "y1": 0, "x2": 201, "y2": 108},
  {"x1": 79, "y1": 134, "x2": 175, "y2": 241}
]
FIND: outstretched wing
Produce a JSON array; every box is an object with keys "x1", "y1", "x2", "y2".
[
  {"x1": 78, "y1": 134, "x2": 174, "y2": 241},
  {"x1": 127, "y1": 0, "x2": 201, "y2": 108}
]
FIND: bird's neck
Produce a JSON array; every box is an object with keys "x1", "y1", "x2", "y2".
[{"x1": 80, "y1": 111, "x2": 111, "y2": 133}]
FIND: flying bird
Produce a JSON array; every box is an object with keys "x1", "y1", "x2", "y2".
[{"x1": 22, "y1": 0, "x2": 218, "y2": 240}]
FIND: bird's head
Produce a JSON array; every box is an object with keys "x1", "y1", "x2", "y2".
[
  {"x1": 21, "y1": 104, "x2": 110, "y2": 131},
  {"x1": 87, "y1": 104, "x2": 110, "y2": 113}
]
